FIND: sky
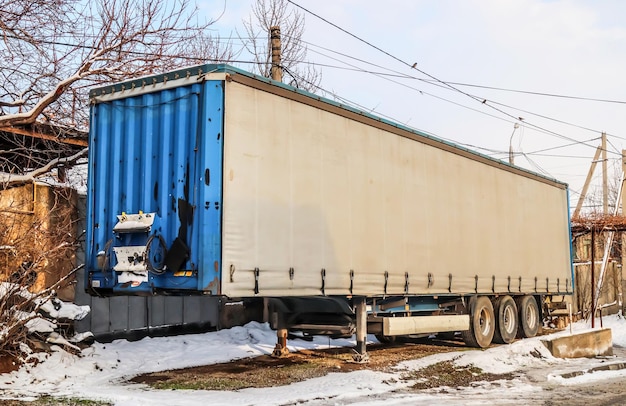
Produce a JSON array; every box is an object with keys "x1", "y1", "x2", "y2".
[
  {"x1": 3, "y1": 306, "x2": 626, "y2": 405},
  {"x1": 198, "y1": 0, "x2": 626, "y2": 212}
]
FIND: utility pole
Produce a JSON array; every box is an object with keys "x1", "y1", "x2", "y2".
[
  {"x1": 270, "y1": 26, "x2": 282, "y2": 82},
  {"x1": 573, "y1": 145, "x2": 602, "y2": 219},
  {"x1": 622, "y1": 149, "x2": 626, "y2": 216},
  {"x1": 591, "y1": 226, "x2": 596, "y2": 328},
  {"x1": 602, "y1": 132, "x2": 608, "y2": 215}
]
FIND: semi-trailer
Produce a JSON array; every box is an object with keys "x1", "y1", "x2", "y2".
[{"x1": 86, "y1": 64, "x2": 573, "y2": 359}]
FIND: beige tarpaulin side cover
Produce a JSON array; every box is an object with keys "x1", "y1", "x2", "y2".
[{"x1": 220, "y1": 79, "x2": 571, "y2": 298}]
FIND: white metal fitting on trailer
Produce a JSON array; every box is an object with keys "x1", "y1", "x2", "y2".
[
  {"x1": 111, "y1": 211, "x2": 161, "y2": 284},
  {"x1": 112, "y1": 211, "x2": 156, "y2": 233}
]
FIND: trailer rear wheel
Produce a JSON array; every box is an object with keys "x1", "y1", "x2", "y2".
[
  {"x1": 516, "y1": 295, "x2": 540, "y2": 338},
  {"x1": 461, "y1": 296, "x2": 495, "y2": 348},
  {"x1": 492, "y1": 295, "x2": 518, "y2": 344}
]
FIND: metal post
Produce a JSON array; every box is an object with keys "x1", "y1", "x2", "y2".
[
  {"x1": 591, "y1": 226, "x2": 595, "y2": 328},
  {"x1": 602, "y1": 132, "x2": 608, "y2": 215},
  {"x1": 353, "y1": 296, "x2": 369, "y2": 363},
  {"x1": 271, "y1": 307, "x2": 289, "y2": 357},
  {"x1": 622, "y1": 150, "x2": 626, "y2": 215}
]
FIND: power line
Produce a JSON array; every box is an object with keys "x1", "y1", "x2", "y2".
[
  {"x1": 300, "y1": 43, "x2": 626, "y2": 146},
  {"x1": 3, "y1": 21, "x2": 621, "y2": 162},
  {"x1": 304, "y1": 41, "x2": 605, "y2": 152},
  {"x1": 308, "y1": 46, "x2": 621, "y2": 152},
  {"x1": 5, "y1": 29, "x2": 623, "y2": 152},
  {"x1": 308, "y1": 47, "x2": 617, "y2": 156},
  {"x1": 300, "y1": 38, "x2": 626, "y2": 106},
  {"x1": 425, "y1": 80, "x2": 626, "y2": 106},
  {"x1": 286, "y1": 0, "x2": 618, "y2": 156}
]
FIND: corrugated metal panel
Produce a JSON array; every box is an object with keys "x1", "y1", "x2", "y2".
[
  {"x1": 75, "y1": 196, "x2": 221, "y2": 338},
  {"x1": 86, "y1": 80, "x2": 224, "y2": 294},
  {"x1": 220, "y1": 81, "x2": 572, "y2": 297}
]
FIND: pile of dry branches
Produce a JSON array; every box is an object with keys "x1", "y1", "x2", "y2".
[
  {"x1": 0, "y1": 268, "x2": 88, "y2": 366},
  {"x1": 571, "y1": 213, "x2": 626, "y2": 232}
]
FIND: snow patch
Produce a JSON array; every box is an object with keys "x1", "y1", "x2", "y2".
[{"x1": 2, "y1": 315, "x2": 626, "y2": 405}]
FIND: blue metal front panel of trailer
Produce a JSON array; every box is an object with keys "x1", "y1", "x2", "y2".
[{"x1": 86, "y1": 80, "x2": 224, "y2": 294}]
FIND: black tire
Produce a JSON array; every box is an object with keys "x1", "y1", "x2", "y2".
[
  {"x1": 515, "y1": 295, "x2": 540, "y2": 338},
  {"x1": 461, "y1": 296, "x2": 495, "y2": 348},
  {"x1": 492, "y1": 295, "x2": 518, "y2": 344},
  {"x1": 437, "y1": 331, "x2": 457, "y2": 341},
  {"x1": 375, "y1": 334, "x2": 397, "y2": 344}
]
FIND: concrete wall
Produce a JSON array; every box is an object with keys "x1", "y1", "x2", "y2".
[{"x1": 0, "y1": 183, "x2": 79, "y2": 300}]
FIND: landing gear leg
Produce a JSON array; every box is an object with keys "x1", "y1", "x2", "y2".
[
  {"x1": 353, "y1": 297, "x2": 369, "y2": 363},
  {"x1": 272, "y1": 328, "x2": 289, "y2": 357}
]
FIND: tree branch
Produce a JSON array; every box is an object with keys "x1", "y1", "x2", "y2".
[{"x1": 0, "y1": 147, "x2": 88, "y2": 186}]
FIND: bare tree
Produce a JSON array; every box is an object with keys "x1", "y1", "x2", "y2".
[
  {"x1": 0, "y1": 0, "x2": 224, "y2": 128},
  {"x1": 0, "y1": 0, "x2": 239, "y2": 361},
  {"x1": 241, "y1": 0, "x2": 321, "y2": 92},
  {"x1": 0, "y1": 0, "x2": 235, "y2": 183}
]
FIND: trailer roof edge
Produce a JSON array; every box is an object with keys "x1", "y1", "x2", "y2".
[{"x1": 89, "y1": 63, "x2": 568, "y2": 190}]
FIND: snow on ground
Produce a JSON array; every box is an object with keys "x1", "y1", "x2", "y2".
[{"x1": 2, "y1": 315, "x2": 626, "y2": 405}]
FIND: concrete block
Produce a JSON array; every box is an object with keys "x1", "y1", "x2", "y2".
[{"x1": 542, "y1": 328, "x2": 613, "y2": 358}]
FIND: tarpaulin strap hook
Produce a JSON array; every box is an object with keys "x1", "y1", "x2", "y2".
[
  {"x1": 254, "y1": 267, "x2": 260, "y2": 295},
  {"x1": 349, "y1": 270, "x2": 354, "y2": 294},
  {"x1": 383, "y1": 271, "x2": 389, "y2": 296},
  {"x1": 321, "y1": 268, "x2": 326, "y2": 295},
  {"x1": 405, "y1": 272, "x2": 410, "y2": 294}
]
